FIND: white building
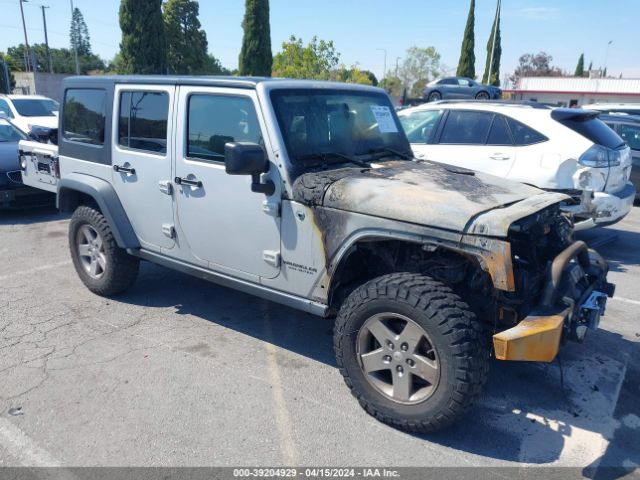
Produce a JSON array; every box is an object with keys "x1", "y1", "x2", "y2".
[{"x1": 505, "y1": 77, "x2": 640, "y2": 107}]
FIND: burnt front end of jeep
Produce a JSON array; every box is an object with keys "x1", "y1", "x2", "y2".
[{"x1": 492, "y1": 205, "x2": 614, "y2": 362}]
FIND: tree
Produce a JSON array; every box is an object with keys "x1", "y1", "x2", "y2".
[
  {"x1": 7, "y1": 43, "x2": 105, "y2": 74},
  {"x1": 588, "y1": 60, "x2": 593, "y2": 72},
  {"x1": 574, "y1": 53, "x2": 585, "y2": 77},
  {"x1": 332, "y1": 64, "x2": 375, "y2": 85},
  {"x1": 70, "y1": 8, "x2": 91, "y2": 57},
  {"x1": 379, "y1": 76, "x2": 402, "y2": 96},
  {"x1": 482, "y1": 0, "x2": 501, "y2": 85},
  {"x1": 509, "y1": 52, "x2": 567, "y2": 86},
  {"x1": 398, "y1": 46, "x2": 442, "y2": 97},
  {"x1": 239, "y1": 0, "x2": 272, "y2": 76},
  {"x1": 0, "y1": 56, "x2": 16, "y2": 93},
  {"x1": 272, "y1": 36, "x2": 339, "y2": 80},
  {"x1": 456, "y1": 0, "x2": 475, "y2": 78},
  {"x1": 119, "y1": 0, "x2": 166, "y2": 74},
  {"x1": 163, "y1": 0, "x2": 208, "y2": 74}
]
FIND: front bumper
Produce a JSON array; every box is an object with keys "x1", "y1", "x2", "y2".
[
  {"x1": 493, "y1": 240, "x2": 614, "y2": 362},
  {"x1": 572, "y1": 182, "x2": 635, "y2": 230}
]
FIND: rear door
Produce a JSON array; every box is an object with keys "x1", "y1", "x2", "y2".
[
  {"x1": 111, "y1": 85, "x2": 176, "y2": 250},
  {"x1": 422, "y1": 110, "x2": 517, "y2": 177}
]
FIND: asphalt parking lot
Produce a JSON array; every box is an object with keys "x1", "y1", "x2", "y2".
[{"x1": 0, "y1": 206, "x2": 638, "y2": 473}]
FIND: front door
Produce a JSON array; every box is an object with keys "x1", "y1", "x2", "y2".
[
  {"x1": 173, "y1": 86, "x2": 281, "y2": 279},
  {"x1": 111, "y1": 85, "x2": 176, "y2": 250}
]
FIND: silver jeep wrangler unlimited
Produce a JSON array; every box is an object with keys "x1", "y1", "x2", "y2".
[{"x1": 20, "y1": 76, "x2": 614, "y2": 432}]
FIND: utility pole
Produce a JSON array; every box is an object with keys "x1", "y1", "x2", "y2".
[
  {"x1": 395, "y1": 57, "x2": 401, "y2": 78},
  {"x1": 488, "y1": 0, "x2": 501, "y2": 85},
  {"x1": 376, "y1": 48, "x2": 387, "y2": 79},
  {"x1": 603, "y1": 40, "x2": 613, "y2": 78},
  {"x1": 19, "y1": 0, "x2": 31, "y2": 72},
  {"x1": 40, "y1": 5, "x2": 53, "y2": 73},
  {"x1": 70, "y1": 0, "x2": 80, "y2": 75}
]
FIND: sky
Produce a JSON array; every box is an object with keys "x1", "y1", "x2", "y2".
[{"x1": 1, "y1": 0, "x2": 639, "y2": 83}]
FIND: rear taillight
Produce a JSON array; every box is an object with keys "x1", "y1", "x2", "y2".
[{"x1": 578, "y1": 144, "x2": 621, "y2": 167}]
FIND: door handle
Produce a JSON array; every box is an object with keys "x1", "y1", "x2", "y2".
[
  {"x1": 175, "y1": 176, "x2": 203, "y2": 188},
  {"x1": 489, "y1": 154, "x2": 510, "y2": 161},
  {"x1": 113, "y1": 164, "x2": 136, "y2": 175}
]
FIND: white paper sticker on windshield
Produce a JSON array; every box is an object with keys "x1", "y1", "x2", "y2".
[{"x1": 370, "y1": 105, "x2": 398, "y2": 133}]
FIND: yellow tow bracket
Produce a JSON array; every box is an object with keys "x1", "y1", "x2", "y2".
[{"x1": 493, "y1": 310, "x2": 569, "y2": 362}]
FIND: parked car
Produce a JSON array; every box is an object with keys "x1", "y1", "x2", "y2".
[
  {"x1": 583, "y1": 103, "x2": 640, "y2": 116},
  {"x1": 422, "y1": 77, "x2": 502, "y2": 102},
  {"x1": 20, "y1": 76, "x2": 614, "y2": 432},
  {"x1": 0, "y1": 116, "x2": 52, "y2": 208},
  {"x1": 397, "y1": 101, "x2": 635, "y2": 230},
  {"x1": 0, "y1": 94, "x2": 59, "y2": 135},
  {"x1": 600, "y1": 113, "x2": 640, "y2": 200}
]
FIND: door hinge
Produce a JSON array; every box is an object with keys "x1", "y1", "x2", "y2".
[
  {"x1": 263, "y1": 250, "x2": 281, "y2": 267},
  {"x1": 262, "y1": 200, "x2": 280, "y2": 217},
  {"x1": 159, "y1": 180, "x2": 173, "y2": 195},
  {"x1": 162, "y1": 224, "x2": 176, "y2": 239}
]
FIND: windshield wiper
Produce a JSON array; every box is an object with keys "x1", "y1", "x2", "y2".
[
  {"x1": 296, "y1": 152, "x2": 371, "y2": 168},
  {"x1": 364, "y1": 147, "x2": 413, "y2": 160}
]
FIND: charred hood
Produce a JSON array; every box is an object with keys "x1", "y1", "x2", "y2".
[{"x1": 292, "y1": 161, "x2": 548, "y2": 233}]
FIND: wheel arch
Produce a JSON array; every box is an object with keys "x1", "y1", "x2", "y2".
[
  {"x1": 57, "y1": 173, "x2": 140, "y2": 249},
  {"x1": 326, "y1": 232, "x2": 491, "y2": 313}
]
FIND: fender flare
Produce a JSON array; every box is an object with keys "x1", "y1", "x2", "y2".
[{"x1": 57, "y1": 173, "x2": 140, "y2": 249}]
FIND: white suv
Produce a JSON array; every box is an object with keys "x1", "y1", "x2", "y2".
[
  {"x1": 0, "y1": 94, "x2": 59, "y2": 134},
  {"x1": 398, "y1": 101, "x2": 635, "y2": 229}
]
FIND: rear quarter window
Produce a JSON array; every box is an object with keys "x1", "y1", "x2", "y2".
[
  {"x1": 505, "y1": 117, "x2": 547, "y2": 146},
  {"x1": 63, "y1": 89, "x2": 106, "y2": 146}
]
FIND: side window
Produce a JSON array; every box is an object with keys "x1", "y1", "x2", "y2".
[
  {"x1": 486, "y1": 115, "x2": 513, "y2": 145},
  {"x1": 439, "y1": 110, "x2": 493, "y2": 145},
  {"x1": 440, "y1": 78, "x2": 457, "y2": 85},
  {"x1": 400, "y1": 110, "x2": 443, "y2": 144},
  {"x1": 619, "y1": 124, "x2": 640, "y2": 150},
  {"x1": 118, "y1": 91, "x2": 169, "y2": 154},
  {"x1": 457, "y1": 78, "x2": 471, "y2": 86},
  {"x1": 0, "y1": 99, "x2": 13, "y2": 118},
  {"x1": 506, "y1": 117, "x2": 547, "y2": 146},
  {"x1": 187, "y1": 95, "x2": 263, "y2": 162},
  {"x1": 63, "y1": 89, "x2": 106, "y2": 145}
]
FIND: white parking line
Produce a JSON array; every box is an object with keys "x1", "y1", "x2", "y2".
[
  {"x1": 611, "y1": 296, "x2": 640, "y2": 306},
  {"x1": 0, "y1": 417, "x2": 61, "y2": 466},
  {"x1": 0, "y1": 261, "x2": 71, "y2": 282}
]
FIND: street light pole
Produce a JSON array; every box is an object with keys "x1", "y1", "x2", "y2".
[
  {"x1": 19, "y1": 0, "x2": 31, "y2": 72},
  {"x1": 376, "y1": 48, "x2": 387, "y2": 79},
  {"x1": 395, "y1": 57, "x2": 401, "y2": 78},
  {"x1": 70, "y1": 0, "x2": 80, "y2": 75},
  {"x1": 603, "y1": 40, "x2": 613, "y2": 78},
  {"x1": 40, "y1": 5, "x2": 53, "y2": 73}
]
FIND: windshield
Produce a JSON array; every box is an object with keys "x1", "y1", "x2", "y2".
[
  {"x1": 270, "y1": 89, "x2": 411, "y2": 165},
  {"x1": 12, "y1": 98, "x2": 59, "y2": 117},
  {"x1": 0, "y1": 121, "x2": 27, "y2": 142}
]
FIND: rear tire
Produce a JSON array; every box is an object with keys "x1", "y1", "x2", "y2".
[
  {"x1": 427, "y1": 91, "x2": 442, "y2": 102},
  {"x1": 334, "y1": 273, "x2": 489, "y2": 432},
  {"x1": 69, "y1": 205, "x2": 139, "y2": 296}
]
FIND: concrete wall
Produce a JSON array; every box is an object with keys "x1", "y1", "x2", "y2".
[{"x1": 12, "y1": 72, "x2": 71, "y2": 102}]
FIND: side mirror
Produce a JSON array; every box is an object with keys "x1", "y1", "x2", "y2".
[{"x1": 224, "y1": 142, "x2": 275, "y2": 195}]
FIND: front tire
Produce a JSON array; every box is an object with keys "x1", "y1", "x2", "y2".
[
  {"x1": 69, "y1": 205, "x2": 139, "y2": 296},
  {"x1": 475, "y1": 91, "x2": 490, "y2": 100},
  {"x1": 334, "y1": 273, "x2": 489, "y2": 432},
  {"x1": 427, "y1": 91, "x2": 442, "y2": 102}
]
